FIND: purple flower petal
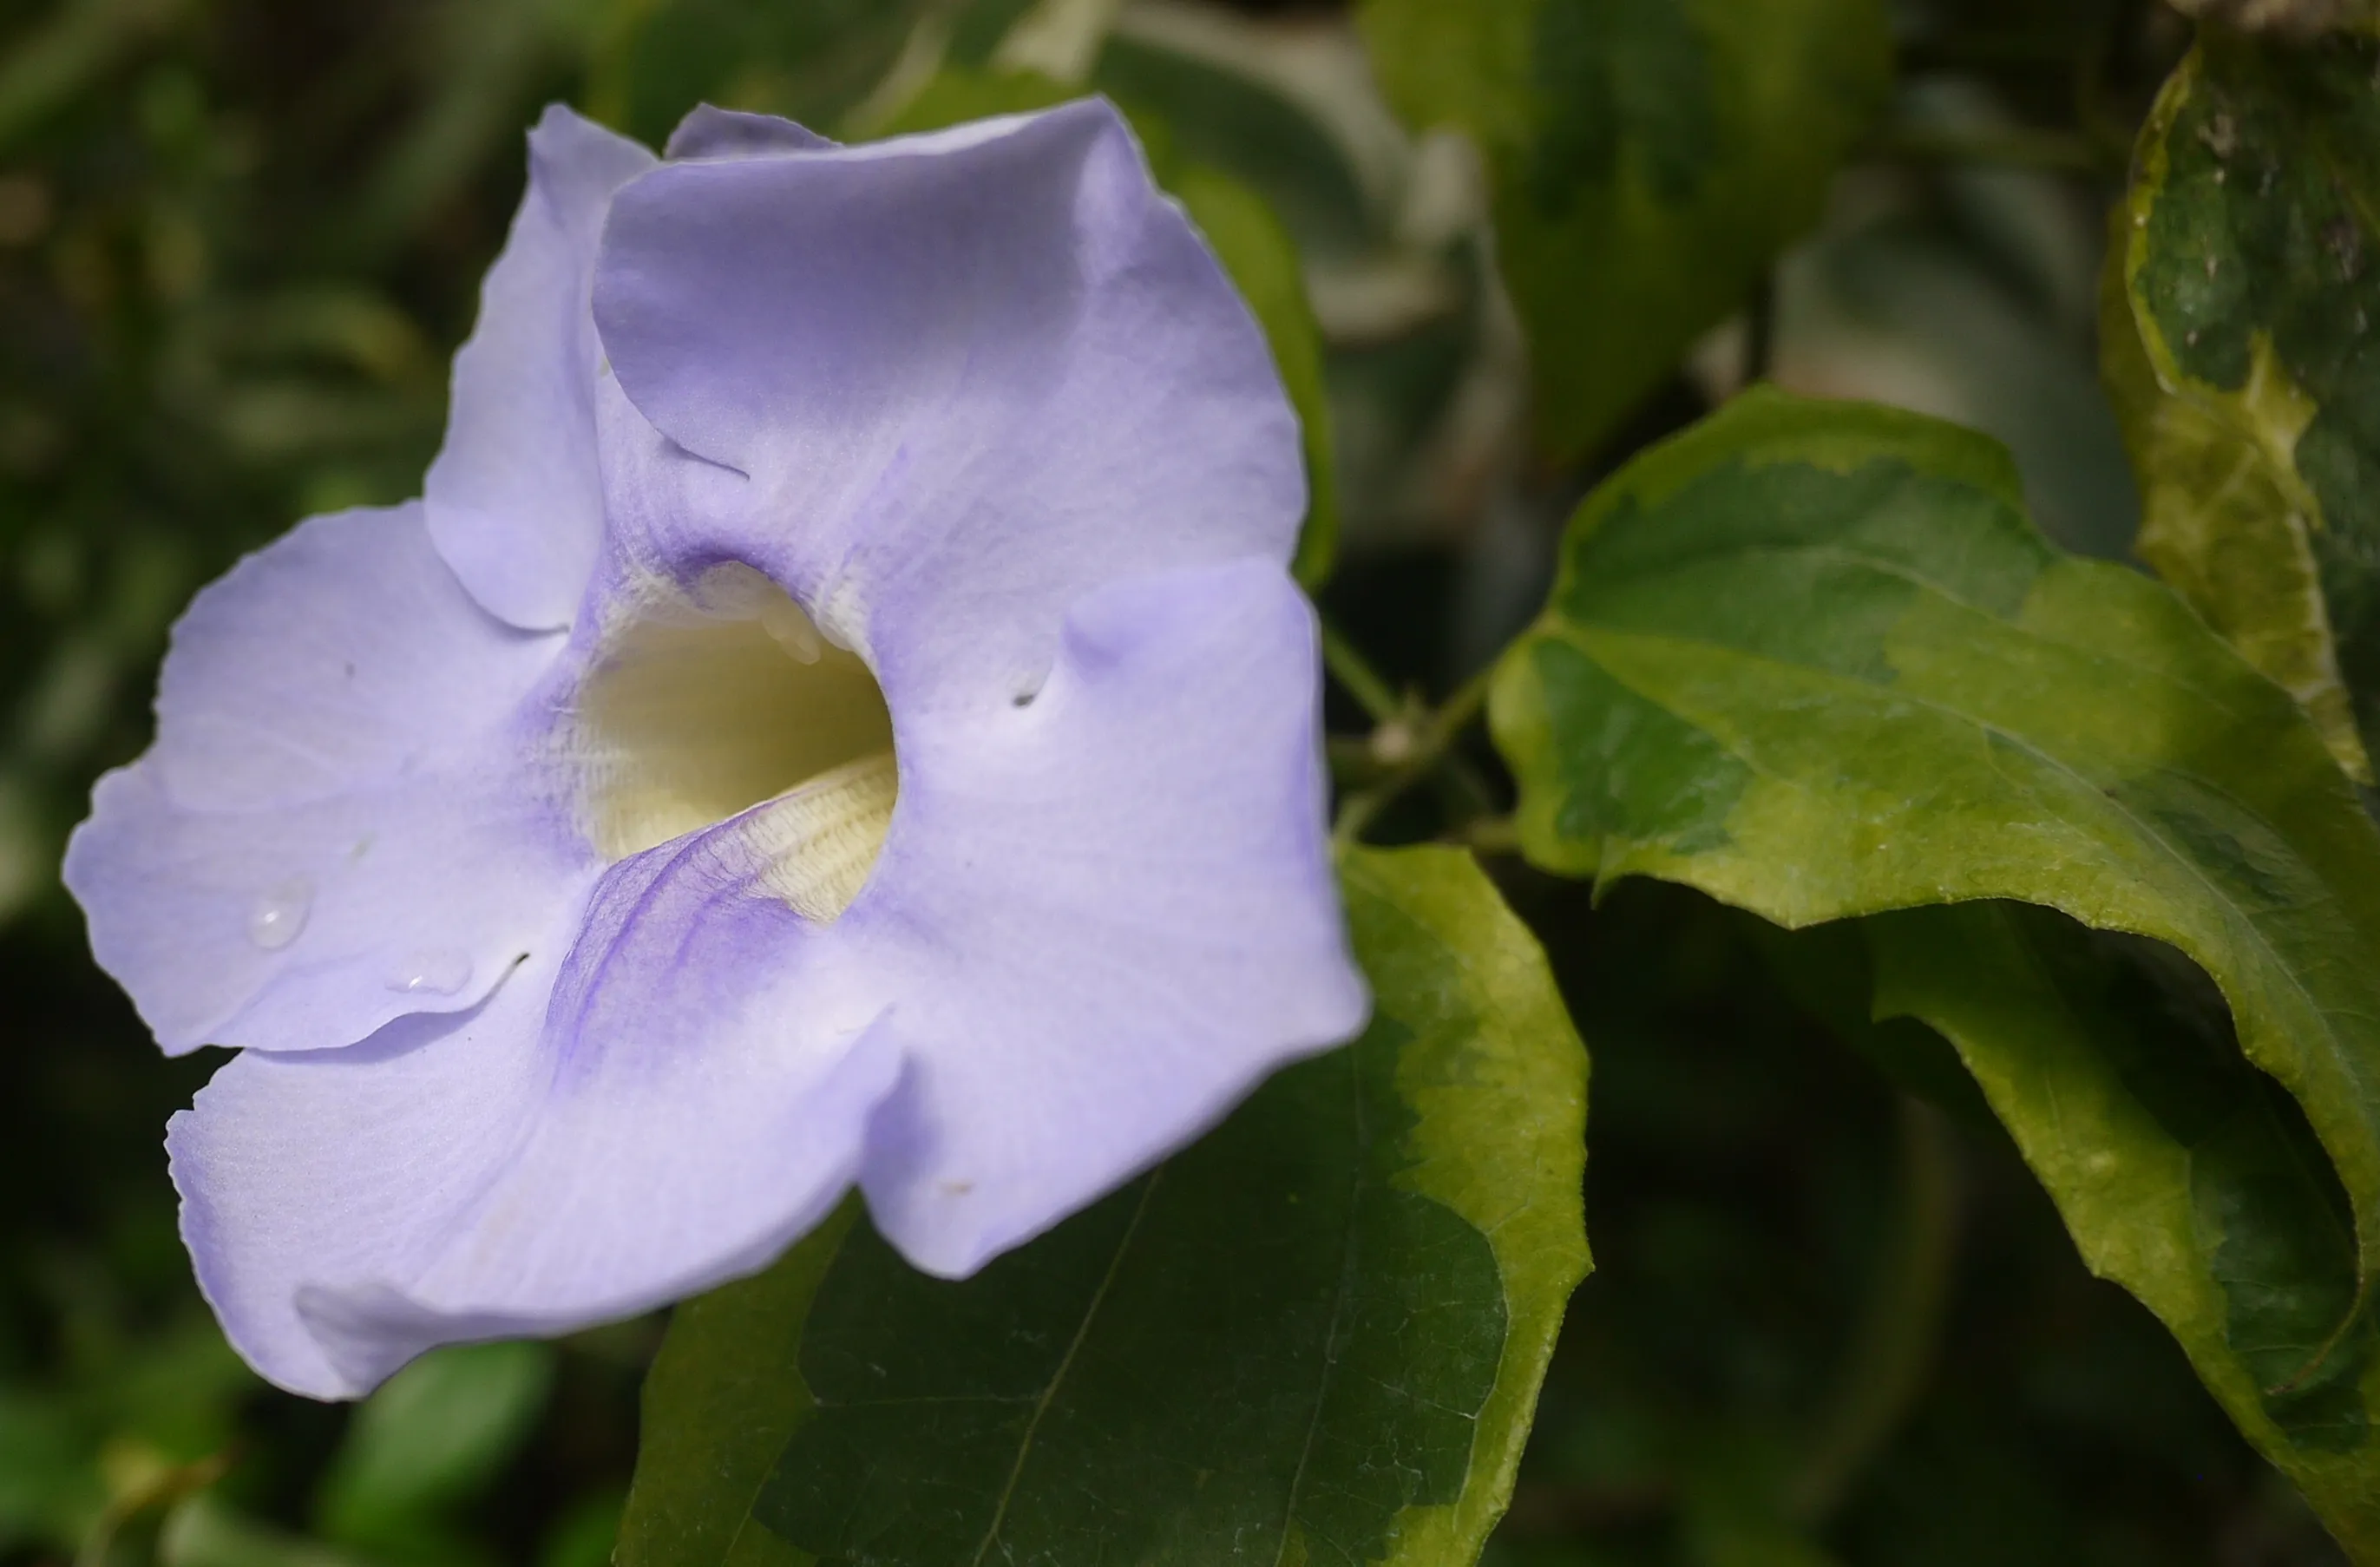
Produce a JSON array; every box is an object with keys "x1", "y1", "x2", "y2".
[
  {"x1": 591, "y1": 98, "x2": 1304, "y2": 702},
  {"x1": 79, "y1": 98, "x2": 1364, "y2": 1396},
  {"x1": 843, "y1": 558, "x2": 1367, "y2": 1274},
  {"x1": 171, "y1": 556, "x2": 1358, "y2": 1393},
  {"x1": 174, "y1": 806, "x2": 903, "y2": 1399},
  {"x1": 425, "y1": 105, "x2": 654, "y2": 631},
  {"x1": 64, "y1": 504, "x2": 589, "y2": 1053},
  {"x1": 664, "y1": 103, "x2": 837, "y2": 161}
]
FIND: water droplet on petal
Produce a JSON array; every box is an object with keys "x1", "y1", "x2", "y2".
[
  {"x1": 388, "y1": 948, "x2": 473, "y2": 996},
  {"x1": 247, "y1": 878, "x2": 312, "y2": 951}
]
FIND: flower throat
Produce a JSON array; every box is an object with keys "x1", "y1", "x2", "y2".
[{"x1": 574, "y1": 563, "x2": 895, "y2": 921}]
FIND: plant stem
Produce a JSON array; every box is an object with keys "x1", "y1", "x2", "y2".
[
  {"x1": 1326, "y1": 734, "x2": 1394, "y2": 786},
  {"x1": 1332, "y1": 663, "x2": 1496, "y2": 852},
  {"x1": 1446, "y1": 815, "x2": 1520, "y2": 855},
  {"x1": 1785, "y1": 1095, "x2": 1961, "y2": 1524},
  {"x1": 1320, "y1": 619, "x2": 1404, "y2": 726}
]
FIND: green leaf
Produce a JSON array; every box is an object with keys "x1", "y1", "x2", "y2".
[
  {"x1": 1357, "y1": 0, "x2": 1891, "y2": 463},
  {"x1": 1089, "y1": 31, "x2": 1375, "y2": 258},
  {"x1": 1866, "y1": 901, "x2": 2380, "y2": 1554},
  {"x1": 1490, "y1": 387, "x2": 2380, "y2": 1539},
  {"x1": 316, "y1": 1341, "x2": 555, "y2": 1549},
  {"x1": 617, "y1": 1203, "x2": 857, "y2": 1567},
  {"x1": 863, "y1": 60, "x2": 1077, "y2": 133},
  {"x1": 581, "y1": 0, "x2": 1046, "y2": 149},
  {"x1": 872, "y1": 66, "x2": 1340, "y2": 584},
  {"x1": 2105, "y1": 32, "x2": 2380, "y2": 783},
  {"x1": 617, "y1": 846, "x2": 1588, "y2": 1567},
  {"x1": 585, "y1": 0, "x2": 935, "y2": 148}
]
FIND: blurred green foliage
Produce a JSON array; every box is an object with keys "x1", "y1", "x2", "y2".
[{"x1": 0, "y1": 0, "x2": 2362, "y2": 1562}]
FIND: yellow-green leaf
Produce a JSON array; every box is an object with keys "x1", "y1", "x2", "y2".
[
  {"x1": 1869, "y1": 902, "x2": 2380, "y2": 1556},
  {"x1": 2107, "y1": 32, "x2": 2380, "y2": 783},
  {"x1": 1491, "y1": 387, "x2": 2380, "y2": 1545}
]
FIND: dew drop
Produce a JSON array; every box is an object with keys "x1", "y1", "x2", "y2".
[
  {"x1": 388, "y1": 948, "x2": 474, "y2": 996},
  {"x1": 246, "y1": 878, "x2": 312, "y2": 951}
]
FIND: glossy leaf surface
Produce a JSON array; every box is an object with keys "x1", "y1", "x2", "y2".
[
  {"x1": 1868, "y1": 902, "x2": 2380, "y2": 1553},
  {"x1": 617, "y1": 847, "x2": 1589, "y2": 1567},
  {"x1": 1491, "y1": 388, "x2": 2380, "y2": 1544}
]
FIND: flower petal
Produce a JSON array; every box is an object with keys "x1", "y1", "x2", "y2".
[
  {"x1": 425, "y1": 104, "x2": 655, "y2": 631},
  {"x1": 172, "y1": 813, "x2": 903, "y2": 1399},
  {"x1": 589, "y1": 98, "x2": 1303, "y2": 700},
  {"x1": 171, "y1": 974, "x2": 563, "y2": 1399},
  {"x1": 64, "y1": 503, "x2": 586, "y2": 1053},
  {"x1": 843, "y1": 557, "x2": 1368, "y2": 1275},
  {"x1": 663, "y1": 102, "x2": 836, "y2": 161}
]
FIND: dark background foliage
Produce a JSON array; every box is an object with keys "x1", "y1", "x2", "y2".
[{"x1": 0, "y1": 0, "x2": 2347, "y2": 1561}]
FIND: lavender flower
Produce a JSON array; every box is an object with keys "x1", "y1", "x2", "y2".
[{"x1": 64, "y1": 101, "x2": 1366, "y2": 1399}]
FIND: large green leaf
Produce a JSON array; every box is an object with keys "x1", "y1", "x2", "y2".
[
  {"x1": 1490, "y1": 388, "x2": 2380, "y2": 1534},
  {"x1": 1357, "y1": 0, "x2": 1890, "y2": 464},
  {"x1": 616, "y1": 847, "x2": 1588, "y2": 1567},
  {"x1": 2105, "y1": 30, "x2": 2380, "y2": 784},
  {"x1": 617, "y1": 1205, "x2": 858, "y2": 1567},
  {"x1": 1866, "y1": 901, "x2": 2380, "y2": 1554}
]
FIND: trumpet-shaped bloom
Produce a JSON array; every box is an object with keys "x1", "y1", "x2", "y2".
[{"x1": 64, "y1": 100, "x2": 1367, "y2": 1399}]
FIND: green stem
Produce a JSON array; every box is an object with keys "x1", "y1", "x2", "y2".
[
  {"x1": 75, "y1": 1451, "x2": 232, "y2": 1567},
  {"x1": 1332, "y1": 663, "x2": 1496, "y2": 852},
  {"x1": 1785, "y1": 1096, "x2": 1961, "y2": 1524},
  {"x1": 1320, "y1": 620, "x2": 1404, "y2": 726},
  {"x1": 1446, "y1": 815, "x2": 1520, "y2": 855},
  {"x1": 1327, "y1": 734, "x2": 1394, "y2": 787}
]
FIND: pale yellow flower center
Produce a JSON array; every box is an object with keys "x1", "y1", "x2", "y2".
[{"x1": 573, "y1": 564, "x2": 895, "y2": 921}]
